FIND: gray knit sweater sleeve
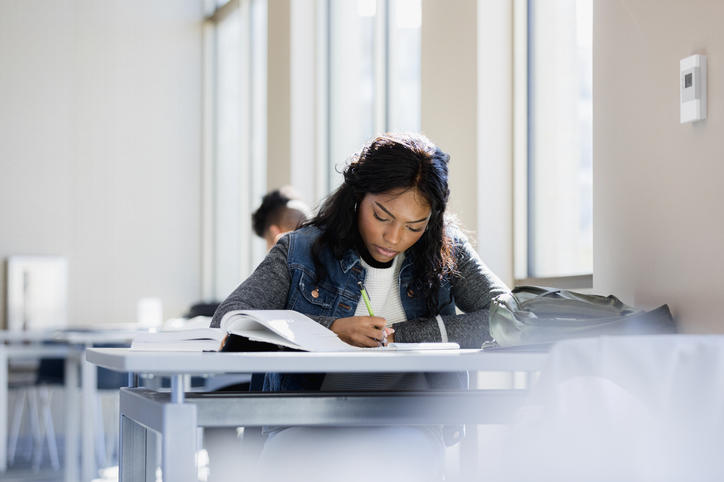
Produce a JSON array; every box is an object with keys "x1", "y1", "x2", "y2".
[
  {"x1": 209, "y1": 235, "x2": 336, "y2": 329},
  {"x1": 392, "y1": 235, "x2": 510, "y2": 349}
]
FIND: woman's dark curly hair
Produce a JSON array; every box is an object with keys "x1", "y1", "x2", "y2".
[{"x1": 306, "y1": 133, "x2": 457, "y2": 317}]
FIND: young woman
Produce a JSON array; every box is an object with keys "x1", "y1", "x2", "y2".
[{"x1": 211, "y1": 133, "x2": 509, "y2": 481}]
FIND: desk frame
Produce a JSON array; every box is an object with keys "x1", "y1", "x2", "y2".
[{"x1": 87, "y1": 348, "x2": 548, "y2": 482}]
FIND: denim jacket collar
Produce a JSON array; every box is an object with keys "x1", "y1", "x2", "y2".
[{"x1": 339, "y1": 249, "x2": 362, "y2": 274}]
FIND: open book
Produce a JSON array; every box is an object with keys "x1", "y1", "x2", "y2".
[{"x1": 130, "y1": 310, "x2": 460, "y2": 352}]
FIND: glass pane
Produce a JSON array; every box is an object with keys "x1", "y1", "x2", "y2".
[
  {"x1": 528, "y1": 0, "x2": 592, "y2": 277},
  {"x1": 249, "y1": 0, "x2": 268, "y2": 269},
  {"x1": 388, "y1": 0, "x2": 421, "y2": 132},
  {"x1": 214, "y1": 10, "x2": 243, "y2": 297},
  {"x1": 328, "y1": 0, "x2": 376, "y2": 190}
]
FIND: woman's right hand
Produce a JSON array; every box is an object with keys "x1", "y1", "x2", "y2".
[{"x1": 330, "y1": 316, "x2": 394, "y2": 347}]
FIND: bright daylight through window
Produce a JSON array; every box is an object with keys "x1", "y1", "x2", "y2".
[
  {"x1": 327, "y1": 0, "x2": 421, "y2": 191},
  {"x1": 525, "y1": 0, "x2": 592, "y2": 279}
]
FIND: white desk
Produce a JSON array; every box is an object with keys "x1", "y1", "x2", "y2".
[
  {"x1": 86, "y1": 348, "x2": 548, "y2": 482},
  {"x1": 0, "y1": 329, "x2": 140, "y2": 482}
]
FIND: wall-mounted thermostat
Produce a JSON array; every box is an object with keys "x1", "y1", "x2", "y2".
[{"x1": 680, "y1": 54, "x2": 707, "y2": 123}]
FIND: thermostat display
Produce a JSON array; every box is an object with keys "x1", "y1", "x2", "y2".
[{"x1": 680, "y1": 54, "x2": 707, "y2": 123}]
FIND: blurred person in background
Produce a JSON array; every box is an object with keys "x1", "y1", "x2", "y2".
[{"x1": 252, "y1": 186, "x2": 312, "y2": 251}]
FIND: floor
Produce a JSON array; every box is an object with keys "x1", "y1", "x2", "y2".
[{"x1": 2, "y1": 427, "x2": 256, "y2": 482}]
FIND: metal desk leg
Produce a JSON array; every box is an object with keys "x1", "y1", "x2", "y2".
[
  {"x1": 81, "y1": 350, "x2": 98, "y2": 482},
  {"x1": 461, "y1": 371, "x2": 480, "y2": 480},
  {"x1": 161, "y1": 405, "x2": 197, "y2": 481},
  {"x1": 64, "y1": 354, "x2": 80, "y2": 482},
  {"x1": 119, "y1": 379, "x2": 197, "y2": 482},
  {"x1": 163, "y1": 375, "x2": 196, "y2": 481},
  {"x1": 171, "y1": 374, "x2": 185, "y2": 404},
  {"x1": 0, "y1": 349, "x2": 7, "y2": 473}
]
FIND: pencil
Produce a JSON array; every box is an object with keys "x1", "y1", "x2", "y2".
[{"x1": 358, "y1": 281, "x2": 386, "y2": 346}]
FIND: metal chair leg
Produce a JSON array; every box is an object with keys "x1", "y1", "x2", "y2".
[
  {"x1": 40, "y1": 386, "x2": 60, "y2": 470},
  {"x1": 7, "y1": 389, "x2": 27, "y2": 464}
]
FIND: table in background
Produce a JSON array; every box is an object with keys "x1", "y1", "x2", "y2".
[
  {"x1": 87, "y1": 347, "x2": 549, "y2": 482},
  {"x1": 0, "y1": 328, "x2": 141, "y2": 482}
]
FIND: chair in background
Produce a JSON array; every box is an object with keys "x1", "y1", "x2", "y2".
[
  {"x1": 5, "y1": 256, "x2": 68, "y2": 471},
  {"x1": 7, "y1": 344, "x2": 128, "y2": 474},
  {"x1": 7, "y1": 348, "x2": 62, "y2": 471}
]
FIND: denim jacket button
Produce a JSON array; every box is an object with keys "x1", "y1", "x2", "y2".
[
  {"x1": 311, "y1": 288, "x2": 320, "y2": 299},
  {"x1": 407, "y1": 288, "x2": 415, "y2": 298}
]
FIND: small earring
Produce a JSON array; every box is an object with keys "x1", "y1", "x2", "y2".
[{"x1": 353, "y1": 202, "x2": 358, "y2": 212}]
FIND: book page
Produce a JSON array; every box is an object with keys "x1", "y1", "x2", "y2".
[
  {"x1": 220, "y1": 310, "x2": 462, "y2": 352},
  {"x1": 238, "y1": 326, "x2": 303, "y2": 350},
  {"x1": 223, "y1": 310, "x2": 355, "y2": 352}
]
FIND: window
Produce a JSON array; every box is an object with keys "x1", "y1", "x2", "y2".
[
  {"x1": 203, "y1": 0, "x2": 267, "y2": 300},
  {"x1": 202, "y1": 0, "x2": 421, "y2": 299},
  {"x1": 325, "y1": 0, "x2": 421, "y2": 191},
  {"x1": 388, "y1": 0, "x2": 422, "y2": 132},
  {"x1": 515, "y1": 0, "x2": 592, "y2": 283}
]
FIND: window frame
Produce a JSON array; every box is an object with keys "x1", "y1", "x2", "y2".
[
  {"x1": 512, "y1": 0, "x2": 592, "y2": 290},
  {"x1": 321, "y1": 0, "x2": 421, "y2": 194},
  {"x1": 202, "y1": 0, "x2": 268, "y2": 300}
]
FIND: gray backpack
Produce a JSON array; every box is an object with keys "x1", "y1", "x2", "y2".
[{"x1": 488, "y1": 286, "x2": 676, "y2": 348}]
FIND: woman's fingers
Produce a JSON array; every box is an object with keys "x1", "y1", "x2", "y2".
[
  {"x1": 331, "y1": 316, "x2": 391, "y2": 347},
  {"x1": 365, "y1": 324, "x2": 396, "y2": 348},
  {"x1": 368, "y1": 316, "x2": 387, "y2": 329},
  {"x1": 360, "y1": 335, "x2": 382, "y2": 347}
]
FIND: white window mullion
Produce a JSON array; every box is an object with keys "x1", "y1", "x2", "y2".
[
  {"x1": 374, "y1": 0, "x2": 388, "y2": 133},
  {"x1": 513, "y1": 0, "x2": 528, "y2": 281},
  {"x1": 291, "y1": 0, "x2": 319, "y2": 206},
  {"x1": 249, "y1": 0, "x2": 267, "y2": 268},
  {"x1": 237, "y1": 0, "x2": 252, "y2": 279},
  {"x1": 315, "y1": 0, "x2": 330, "y2": 201},
  {"x1": 213, "y1": 5, "x2": 245, "y2": 299},
  {"x1": 201, "y1": 20, "x2": 216, "y2": 300}
]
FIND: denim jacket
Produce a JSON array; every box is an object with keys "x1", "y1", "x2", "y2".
[
  {"x1": 286, "y1": 226, "x2": 456, "y2": 328},
  {"x1": 212, "y1": 225, "x2": 509, "y2": 393},
  {"x1": 276, "y1": 225, "x2": 459, "y2": 391}
]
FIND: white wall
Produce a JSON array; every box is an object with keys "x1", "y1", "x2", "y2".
[
  {"x1": 267, "y1": 0, "x2": 292, "y2": 191},
  {"x1": 0, "y1": 0, "x2": 204, "y2": 326},
  {"x1": 422, "y1": 0, "x2": 514, "y2": 286},
  {"x1": 477, "y1": 0, "x2": 513, "y2": 286},
  {"x1": 594, "y1": 0, "x2": 724, "y2": 332},
  {"x1": 421, "y1": 0, "x2": 479, "y2": 238}
]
